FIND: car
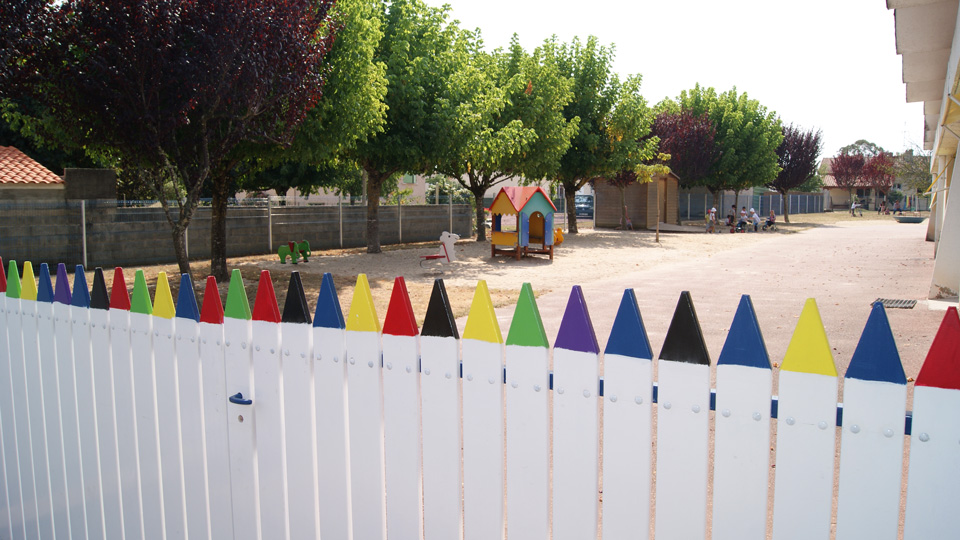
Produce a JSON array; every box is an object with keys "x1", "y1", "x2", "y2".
[{"x1": 575, "y1": 194, "x2": 594, "y2": 218}]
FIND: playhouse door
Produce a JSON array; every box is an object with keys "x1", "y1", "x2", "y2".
[
  {"x1": 520, "y1": 213, "x2": 530, "y2": 247},
  {"x1": 545, "y1": 213, "x2": 554, "y2": 245}
]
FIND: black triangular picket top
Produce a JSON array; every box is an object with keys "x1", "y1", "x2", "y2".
[
  {"x1": 658, "y1": 291, "x2": 710, "y2": 365},
  {"x1": 421, "y1": 279, "x2": 459, "y2": 338},
  {"x1": 90, "y1": 267, "x2": 110, "y2": 310},
  {"x1": 281, "y1": 272, "x2": 312, "y2": 325}
]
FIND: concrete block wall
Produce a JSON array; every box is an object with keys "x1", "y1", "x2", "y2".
[{"x1": 0, "y1": 200, "x2": 472, "y2": 269}]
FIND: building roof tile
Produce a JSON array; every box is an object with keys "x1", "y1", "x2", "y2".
[{"x1": 0, "y1": 146, "x2": 63, "y2": 185}]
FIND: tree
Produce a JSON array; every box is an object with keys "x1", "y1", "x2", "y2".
[
  {"x1": 830, "y1": 151, "x2": 866, "y2": 204},
  {"x1": 896, "y1": 148, "x2": 932, "y2": 194},
  {"x1": 864, "y1": 152, "x2": 896, "y2": 204},
  {"x1": 770, "y1": 124, "x2": 823, "y2": 222},
  {"x1": 651, "y1": 109, "x2": 716, "y2": 189},
  {"x1": 435, "y1": 34, "x2": 578, "y2": 241},
  {"x1": 677, "y1": 85, "x2": 783, "y2": 207},
  {"x1": 838, "y1": 139, "x2": 884, "y2": 158},
  {"x1": 606, "y1": 154, "x2": 670, "y2": 233},
  {"x1": 552, "y1": 36, "x2": 658, "y2": 233},
  {"x1": 351, "y1": 0, "x2": 463, "y2": 253},
  {"x1": 2, "y1": 0, "x2": 338, "y2": 276}
]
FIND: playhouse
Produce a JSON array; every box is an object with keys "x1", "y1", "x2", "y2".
[{"x1": 489, "y1": 186, "x2": 557, "y2": 260}]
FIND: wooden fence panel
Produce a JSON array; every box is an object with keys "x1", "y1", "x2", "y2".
[
  {"x1": 771, "y1": 300, "x2": 837, "y2": 540},
  {"x1": 419, "y1": 280, "x2": 462, "y2": 540},
  {"x1": 461, "y1": 281, "x2": 505, "y2": 540},
  {"x1": 836, "y1": 304, "x2": 907, "y2": 540},
  {"x1": 713, "y1": 297, "x2": 772, "y2": 540},
  {"x1": 280, "y1": 273, "x2": 320, "y2": 540},
  {"x1": 601, "y1": 290, "x2": 653, "y2": 540},
  {"x1": 35, "y1": 266, "x2": 70, "y2": 539},
  {"x1": 552, "y1": 287, "x2": 601, "y2": 540},
  {"x1": 312, "y1": 273, "x2": 352, "y2": 540},
  {"x1": 505, "y1": 284, "x2": 550, "y2": 540},
  {"x1": 344, "y1": 275, "x2": 386, "y2": 540},
  {"x1": 655, "y1": 293, "x2": 711, "y2": 540},
  {"x1": 903, "y1": 308, "x2": 960, "y2": 539}
]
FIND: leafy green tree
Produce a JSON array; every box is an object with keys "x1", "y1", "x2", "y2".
[
  {"x1": 677, "y1": 85, "x2": 783, "y2": 207},
  {"x1": 551, "y1": 36, "x2": 658, "y2": 233},
  {"x1": 425, "y1": 175, "x2": 472, "y2": 204},
  {"x1": 896, "y1": 148, "x2": 932, "y2": 194},
  {"x1": 352, "y1": 0, "x2": 463, "y2": 253},
  {"x1": 839, "y1": 139, "x2": 884, "y2": 158},
  {"x1": 435, "y1": 34, "x2": 578, "y2": 241}
]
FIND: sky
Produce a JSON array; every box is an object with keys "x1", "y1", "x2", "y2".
[{"x1": 423, "y1": 0, "x2": 924, "y2": 159}]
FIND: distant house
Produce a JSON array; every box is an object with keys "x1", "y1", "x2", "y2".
[
  {"x1": 595, "y1": 172, "x2": 679, "y2": 229},
  {"x1": 0, "y1": 146, "x2": 65, "y2": 200}
]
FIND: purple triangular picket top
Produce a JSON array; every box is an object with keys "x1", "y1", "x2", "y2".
[
  {"x1": 37, "y1": 263, "x2": 54, "y2": 303},
  {"x1": 659, "y1": 291, "x2": 710, "y2": 365},
  {"x1": 717, "y1": 295, "x2": 770, "y2": 369},
  {"x1": 604, "y1": 289, "x2": 653, "y2": 359},
  {"x1": 845, "y1": 302, "x2": 906, "y2": 385},
  {"x1": 54, "y1": 263, "x2": 72, "y2": 305},
  {"x1": 554, "y1": 285, "x2": 599, "y2": 354}
]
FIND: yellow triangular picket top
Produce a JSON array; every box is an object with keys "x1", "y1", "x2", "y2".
[
  {"x1": 463, "y1": 280, "x2": 503, "y2": 344},
  {"x1": 345, "y1": 274, "x2": 380, "y2": 333},
  {"x1": 781, "y1": 298, "x2": 837, "y2": 377},
  {"x1": 20, "y1": 262, "x2": 38, "y2": 301},
  {"x1": 153, "y1": 272, "x2": 176, "y2": 319}
]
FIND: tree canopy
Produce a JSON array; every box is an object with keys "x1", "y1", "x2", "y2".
[
  {"x1": 651, "y1": 109, "x2": 716, "y2": 188},
  {"x1": 771, "y1": 124, "x2": 823, "y2": 222},
  {"x1": 551, "y1": 36, "x2": 658, "y2": 233}
]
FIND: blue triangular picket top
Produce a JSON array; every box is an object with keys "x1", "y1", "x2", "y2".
[
  {"x1": 90, "y1": 268, "x2": 110, "y2": 310},
  {"x1": 313, "y1": 272, "x2": 345, "y2": 329},
  {"x1": 37, "y1": 263, "x2": 54, "y2": 303},
  {"x1": 54, "y1": 264, "x2": 72, "y2": 305},
  {"x1": 845, "y1": 302, "x2": 906, "y2": 385},
  {"x1": 71, "y1": 266, "x2": 90, "y2": 308},
  {"x1": 175, "y1": 274, "x2": 200, "y2": 322},
  {"x1": 604, "y1": 289, "x2": 653, "y2": 359},
  {"x1": 555, "y1": 285, "x2": 600, "y2": 354},
  {"x1": 659, "y1": 291, "x2": 710, "y2": 365},
  {"x1": 717, "y1": 295, "x2": 771, "y2": 369}
]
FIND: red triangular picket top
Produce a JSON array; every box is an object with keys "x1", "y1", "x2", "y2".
[
  {"x1": 200, "y1": 276, "x2": 225, "y2": 324},
  {"x1": 252, "y1": 270, "x2": 281, "y2": 323},
  {"x1": 109, "y1": 267, "x2": 131, "y2": 310},
  {"x1": 382, "y1": 276, "x2": 419, "y2": 337},
  {"x1": 0, "y1": 256, "x2": 6, "y2": 293},
  {"x1": 915, "y1": 307, "x2": 960, "y2": 390}
]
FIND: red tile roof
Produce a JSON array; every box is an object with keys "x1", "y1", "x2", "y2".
[
  {"x1": 0, "y1": 146, "x2": 63, "y2": 185},
  {"x1": 497, "y1": 186, "x2": 558, "y2": 212}
]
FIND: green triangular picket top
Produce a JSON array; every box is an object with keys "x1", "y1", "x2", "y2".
[
  {"x1": 130, "y1": 270, "x2": 153, "y2": 315},
  {"x1": 6, "y1": 261, "x2": 21, "y2": 299},
  {"x1": 224, "y1": 269, "x2": 251, "y2": 320},
  {"x1": 506, "y1": 283, "x2": 549, "y2": 348}
]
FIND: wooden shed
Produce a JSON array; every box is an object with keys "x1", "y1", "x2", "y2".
[{"x1": 594, "y1": 171, "x2": 680, "y2": 229}]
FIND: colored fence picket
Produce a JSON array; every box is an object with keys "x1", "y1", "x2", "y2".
[{"x1": 1, "y1": 260, "x2": 960, "y2": 540}]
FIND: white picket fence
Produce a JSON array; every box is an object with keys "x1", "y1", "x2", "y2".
[{"x1": 0, "y1": 263, "x2": 958, "y2": 540}]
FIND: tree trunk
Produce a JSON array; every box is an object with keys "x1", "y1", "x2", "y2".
[
  {"x1": 364, "y1": 167, "x2": 385, "y2": 254},
  {"x1": 171, "y1": 224, "x2": 190, "y2": 276},
  {"x1": 618, "y1": 186, "x2": 628, "y2": 229},
  {"x1": 779, "y1": 189, "x2": 791, "y2": 223},
  {"x1": 473, "y1": 190, "x2": 487, "y2": 241},
  {"x1": 210, "y1": 176, "x2": 232, "y2": 282},
  {"x1": 565, "y1": 186, "x2": 578, "y2": 234}
]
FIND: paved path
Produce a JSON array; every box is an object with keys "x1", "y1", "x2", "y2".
[{"x1": 482, "y1": 220, "x2": 942, "y2": 382}]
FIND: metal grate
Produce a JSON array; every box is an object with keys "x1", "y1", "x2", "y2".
[{"x1": 874, "y1": 298, "x2": 917, "y2": 309}]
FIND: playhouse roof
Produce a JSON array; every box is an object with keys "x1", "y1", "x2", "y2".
[
  {"x1": 0, "y1": 146, "x2": 63, "y2": 185},
  {"x1": 492, "y1": 186, "x2": 557, "y2": 213}
]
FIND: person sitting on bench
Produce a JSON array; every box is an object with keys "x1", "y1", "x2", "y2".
[{"x1": 766, "y1": 209, "x2": 776, "y2": 229}]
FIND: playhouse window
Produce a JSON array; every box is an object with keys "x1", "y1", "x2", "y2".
[{"x1": 501, "y1": 214, "x2": 517, "y2": 232}]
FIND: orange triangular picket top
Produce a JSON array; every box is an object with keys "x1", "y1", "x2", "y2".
[
  {"x1": 252, "y1": 270, "x2": 281, "y2": 323},
  {"x1": 110, "y1": 267, "x2": 131, "y2": 310},
  {"x1": 383, "y1": 276, "x2": 419, "y2": 336}
]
